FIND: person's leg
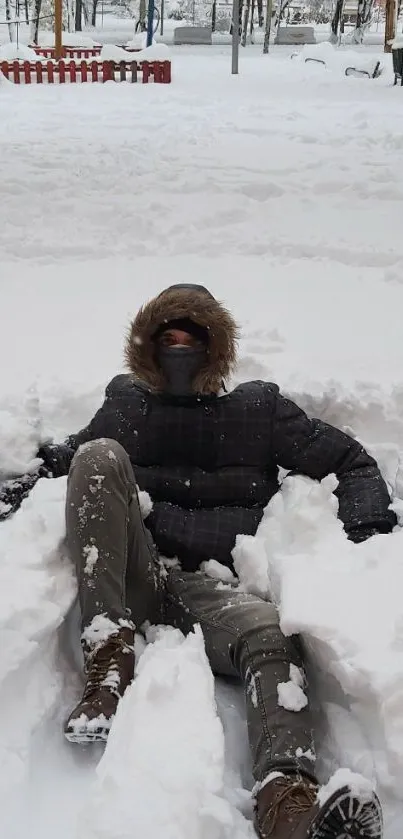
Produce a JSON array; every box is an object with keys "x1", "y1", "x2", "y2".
[
  {"x1": 64, "y1": 437, "x2": 162, "y2": 742},
  {"x1": 164, "y1": 569, "x2": 315, "y2": 785},
  {"x1": 66, "y1": 437, "x2": 162, "y2": 634},
  {"x1": 164, "y1": 571, "x2": 383, "y2": 839}
]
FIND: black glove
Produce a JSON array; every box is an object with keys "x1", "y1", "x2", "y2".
[{"x1": 37, "y1": 443, "x2": 75, "y2": 478}]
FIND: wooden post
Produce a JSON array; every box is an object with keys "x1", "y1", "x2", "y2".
[
  {"x1": 385, "y1": 0, "x2": 396, "y2": 52},
  {"x1": 55, "y1": 0, "x2": 63, "y2": 61}
]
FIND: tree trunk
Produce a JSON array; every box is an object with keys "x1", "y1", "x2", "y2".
[
  {"x1": 263, "y1": 0, "x2": 273, "y2": 51},
  {"x1": 385, "y1": 0, "x2": 396, "y2": 50},
  {"x1": 257, "y1": 0, "x2": 263, "y2": 25},
  {"x1": 352, "y1": 0, "x2": 373, "y2": 43},
  {"x1": 75, "y1": 0, "x2": 82, "y2": 30},
  {"x1": 30, "y1": 0, "x2": 43, "y2": 43},
  {"x1": 65, "y1": 0, "x2": 74, "y2": 32},
  {"x1": 137, "y1": 0, "x2": 147, "y2": 30},
  {"x1": 241, "y1": 0, "x2": 250, "y2": 45},
  {"x1": 82, "y1": 0, "x2": 89, "y2": 24},
  {"x1": 330, "y1": 0, "x2": 343, "y2": 41},
  {"x1": 274, "y1": 0, "x2": 290, "y2": 27},
  {"x1": 5, "y1": 0, "x2": 16, "y2": 42},
  {"x1": 250, "y1": 0, "x2": 255, "y2": 42},
  {"x1": 91, "y1": 0, "x2": 99, "y2": 26}
]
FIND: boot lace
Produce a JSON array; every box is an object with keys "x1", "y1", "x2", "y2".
[
  {"x1": 83, "y1": 636, "x2": 131, "y2": 701},
  {"x1": 262, "y1": 779, "x2": 317, "y2": 837}
]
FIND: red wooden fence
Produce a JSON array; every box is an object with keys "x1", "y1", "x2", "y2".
[
  {"x1": 30, "y1": 45, "x2": 143, "y2": 58},
  {"x1": 0, "y1": 59, "x2": 171, "y2": 84},
  {"x1": 31, "y1": 46, "x2": 103, "y2": 59}
]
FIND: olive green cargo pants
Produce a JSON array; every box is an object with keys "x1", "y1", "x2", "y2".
[{"x1": 66, "y1": 438, "x2": 316, "y2": 784}]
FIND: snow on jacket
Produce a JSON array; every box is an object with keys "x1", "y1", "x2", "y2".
[{"x1": 41, "y1": 285, "x2": 395, "y2": 570}]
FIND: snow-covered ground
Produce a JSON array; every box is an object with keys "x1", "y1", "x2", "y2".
[{"x1": 1, "y1": 40, "x2": 403, "y2": 839}]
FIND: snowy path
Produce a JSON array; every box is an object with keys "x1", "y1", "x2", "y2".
[
  {"x1": 1, "y1": 52, "x2": 403, "y2": 267},
  {"x1": 1, "y1": 47, "x2": 403, "y2": 839}
]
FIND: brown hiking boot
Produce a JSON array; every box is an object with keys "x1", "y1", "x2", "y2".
[
  {"x1": 254, "y1": 772, "x2": 383, "y2": 839},
  {"x1": 64, "y1": 626, "x2": 135, "y2": 744}
]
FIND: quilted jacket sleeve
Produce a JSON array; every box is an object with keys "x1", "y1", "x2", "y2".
[{"x1": 269, "y1": 385, "x2": 396, "y2": 538}]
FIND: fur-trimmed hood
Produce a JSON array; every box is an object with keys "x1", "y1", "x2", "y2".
[{"x1": 124, "y1": 284, "x2": 239, "y2": 394}]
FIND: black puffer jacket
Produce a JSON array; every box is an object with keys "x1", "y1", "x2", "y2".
[{"x1": 40, "y1": 285, "x2": 395, "y2": 570}]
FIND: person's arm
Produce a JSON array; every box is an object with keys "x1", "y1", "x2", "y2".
[
  {"x1": 38, "y1": 376, "x2": 122, "y2": 478},
  {"x1": 269, "y1": 385, "x2": 396, "y2": 541}
]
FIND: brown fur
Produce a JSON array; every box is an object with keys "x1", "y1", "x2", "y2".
[{"x1": 124, "y1": 287, "x2": 239, "y2": 394}]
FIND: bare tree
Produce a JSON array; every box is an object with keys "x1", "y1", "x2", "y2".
[
  {"x1": 5, "y1": 0, "x2": 17, "y2": 41},
  {"x1": 330, "y1": 0, "x2": 343, "y2": 41},
  {"x1": 75, "y1": 0, "x2": 82, "y2": 28},
  {"x1": 65, "y1": 0, "x2": 74, "y2": 30},
  {"x1": 352, "y1": 0, "x2": 373, "y2": 42},
  {"x1": 274, "y1": 0, "x2": 291, "y2": 27}
]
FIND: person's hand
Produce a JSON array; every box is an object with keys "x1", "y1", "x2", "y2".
[{"x1": 36, "y1": 444, "x2": 74, "y2": 478}]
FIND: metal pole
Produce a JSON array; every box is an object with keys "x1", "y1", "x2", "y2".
[
  {"x1": 232, "y1": 0, "x2": 240, "y2": 72},
  {"x1": 55, "y1": 0, "x2": 63, "y2": 59},
  {"x1": 146, "y1": 0, "x2": 155, "y2": 45},
  {"x1": 160, "y1": 0, "x2": 164, "y2": 35}
]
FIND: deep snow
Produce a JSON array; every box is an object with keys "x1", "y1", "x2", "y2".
[{"x1": 1, "y1": 40, "x2": 403, "y2": 839}]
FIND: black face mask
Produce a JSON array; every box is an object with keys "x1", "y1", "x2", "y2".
[{"x1": 156, "y1": 345, "x2": 207, "y2": 396}]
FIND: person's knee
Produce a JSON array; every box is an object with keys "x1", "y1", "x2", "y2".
[
  {"x1": 71, "y1": 438, "x2": 130, "y2": 471},
  {"x1": 234, "y1": 609, "x2": 303, "y2": 670},
  {"x1": 68, "y1": 439, "x2": 135, "y2": 493}
]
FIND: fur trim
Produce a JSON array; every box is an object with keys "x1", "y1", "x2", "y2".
[{"x1": 124, "y1": 287, "x2": 239, "y2": 394}]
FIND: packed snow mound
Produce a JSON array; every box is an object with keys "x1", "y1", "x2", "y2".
[
  {"x1": 80, "y1": 625, "x2": 250, "y2": 839},
  {"x1": 0, "y1": 387, "x2": 46, "y2": 477},
  {"x1": 0, "y1": 475, "x2": 75, "y2": 805},
  {"x1": 293, "y1": 42, "x2": 384, "y2": 77},
  {"x1": 0, "y1": 42, "x2": 40, "y2": 61},
  {"x1": 234, "y1": 472, "x2": 403, "y2": 795},
  {"x1": 101, "y1": 43, "x2": 170, "y2": 62}
]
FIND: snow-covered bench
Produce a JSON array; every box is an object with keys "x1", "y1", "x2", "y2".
[
  {"x1": 291, "y1": 43, "x2": 382, "y2": 79},
  {"x1": 275, "y1": 25, "x2": 316, "y2": 45},
  {"x1": 344, "y1": 60, "x2": 381, "y2": 79},
  {"x1": 173, "y1": 26, "x2": 212, "y2": 45}
]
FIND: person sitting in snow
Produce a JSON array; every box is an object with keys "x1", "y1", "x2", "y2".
[{"x1": 12, "y1": 285, "x2": 396, "y2": 839}]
